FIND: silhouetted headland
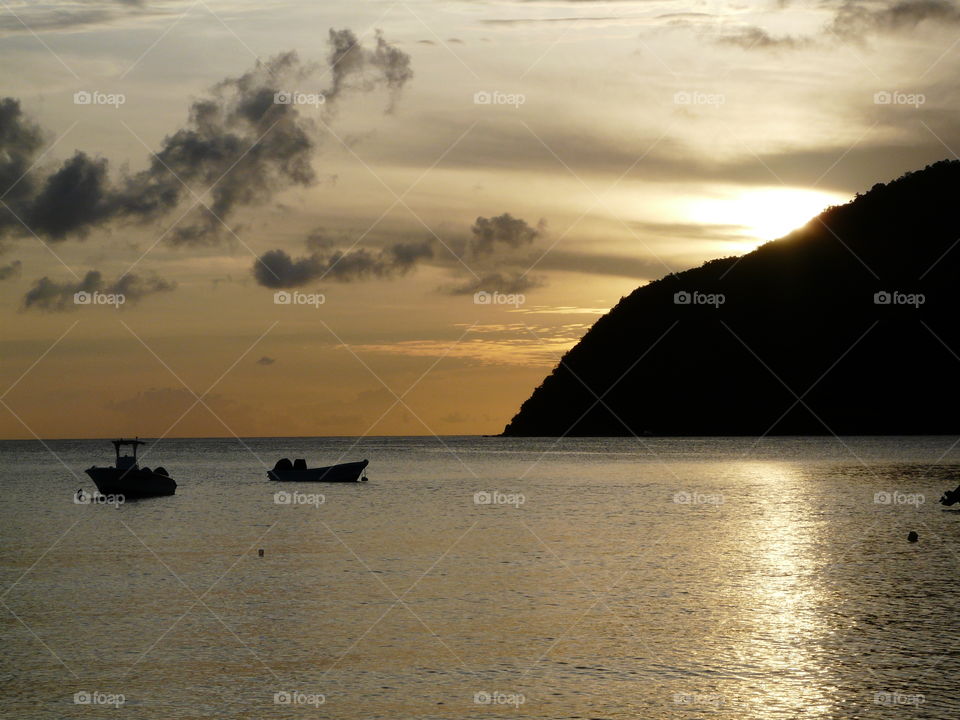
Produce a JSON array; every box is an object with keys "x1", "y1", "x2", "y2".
[{"x1": 503, "y1": 160, "x2": 960, "y2": 436}]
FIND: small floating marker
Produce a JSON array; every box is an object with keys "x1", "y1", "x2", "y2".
[
  {"x1": 907, "y1": 531, "x2": 919, "y2": 543},
  {"x1": 258, "y1": 548, "x2": 265, "y2": 557}
]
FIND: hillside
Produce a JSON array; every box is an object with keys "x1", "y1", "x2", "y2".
[{"x1": 502, "y1": 160, "x2": 960, "y2": 436}]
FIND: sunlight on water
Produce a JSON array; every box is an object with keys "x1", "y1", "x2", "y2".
[
  {"x1": 2, "y1": 437, "x2": 960, "y2": 718},
  {"x1": 738, "y1": 462, "x2": 830, "y2": 717}
]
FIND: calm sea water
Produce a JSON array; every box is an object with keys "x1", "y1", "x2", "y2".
[{"x1": 1, "y1": 436, "x2": 959, "y2": 719}]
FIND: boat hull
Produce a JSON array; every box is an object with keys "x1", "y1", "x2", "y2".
[
  {"x1": 85, "y1": 467, "x2": 177, "y2": 498},
  {"x1": 268, "y1": 460, "x2": 368, "y2": 483}
]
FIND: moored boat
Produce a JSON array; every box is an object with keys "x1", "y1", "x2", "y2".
[
  {"x1": 268, "y1": 458, "x2": 368, "y2": 483},
  {"x1": 941, "y1": 484, "x2": 960, "y2": 506},
  {"x1": 84, "y1": 439, "x2": 177, "y2": 498}
]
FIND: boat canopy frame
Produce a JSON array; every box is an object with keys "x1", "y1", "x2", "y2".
[{"x1": 111, "y1": 438, "x2": 145, "y2": 463}]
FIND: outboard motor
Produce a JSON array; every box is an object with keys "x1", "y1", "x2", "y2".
[{"x1": 293, "y1": 459, "x2": 307, "y2": 470}]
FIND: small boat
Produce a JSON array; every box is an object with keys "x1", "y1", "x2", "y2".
[
  {"x1": 268, "y1": 458, "x2": 369, "y2": 483},
  {"x1": 941, "y1": 484, "x2": 960, "y2": 506},
  {"x1": 85, "y1": 438, "x2": 177, "y2": 498}
]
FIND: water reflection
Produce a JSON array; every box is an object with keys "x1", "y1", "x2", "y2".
[
  {"x1": 731, "y1": 461, "x2": 833, "y2": 717},
  {"x1": 4, "y1": 438, "x2": 960, "y2": 718}
]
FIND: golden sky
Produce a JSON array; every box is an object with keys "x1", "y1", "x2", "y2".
[{"x1": 0, "y1": 0, "x2": 956, "y2": 438}]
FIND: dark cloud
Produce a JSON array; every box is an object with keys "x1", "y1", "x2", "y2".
[
  {"x1": 0, "y1": 29, "x2": 412, "y2": 246},
  {"x1": 0, "y1": 259, "x2": 21, "y2": 280},
  {"x1": 0, "y1": 98, "x2": 46, "y2": 237},
  {"x1": 437, "y1": 213, "x2": 549, "y2": 295},
  {"x1": 828, "y1": 0, "x2": 960, "y2": 37},
  {"x1": 714, "y1": 0, "x2": 960, "y2": 51},
  {"x1": 257, "y1": 356, "x2": 276, "y2": 365},
  {"x1": 326, "y1": 29, "x2": 414, "y2": 112},
  {"x1": 717, "y1": 26, "x2": 810, "y2": 49},
  {"x1": 26, "y1": 152, "x2": 113, "y2": 240},
  {"x1": 253, "y1": 249, "x2": 324, "y2": 288},
  {"x1": 446, "y1": 271, "x2": 542, "y2": 295},
  {"x1": 22, "y1": 270, "x2": 175, "y2": 312},
  {"x1": 252, "y1": 239, "x2": 433, "y2": 288},
  {"x1": 468, "y1": 213, "x2": 545, "y2": 257}
]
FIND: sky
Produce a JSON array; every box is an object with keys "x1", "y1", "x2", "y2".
[{"x1": 0, "y1": 0, "x2": 957, "y2": 439}]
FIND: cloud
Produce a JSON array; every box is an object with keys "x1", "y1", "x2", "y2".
[
  {"x1": 345, "y1": 330, "x2": 581, "y2": 368},
  {"x1": 22, "y1": 270, "x2": 175, "y2": 312},
  {"x1": 828, "y1": 0, "x2": 960, "y2": 37},
  {"x1": 426, "y1": 212, "x2": 550, "y2": 295},
  {"x1": 532, "y1": 249, "x2": 674, "y2": 280},
  {"x1": 468, "y1": 213, "x2": 545, "y2": 257},
  {"x1": 26, "y1": 152, "x2": 114, "y2": 240},
  {"x1": 252, "y1": 238, "x2": 433, "y2": 288},
  {"x1": 0, "y1": 260, "x2": 21, "y2": 280},
  {"x1": 713, "y1": 0, "x2": 960, "y2": 51},
  {"x1": 482, "y1": 16, "x2": 632, "y2": 25},
  {"x1": 377, "y1": 112, "x2": 960, "y2": 195},
  {"x1": 254, "y1": 212, "x2": 550, "y2": 293},
  {"x1": 326, "y1": 28, "x2": 414, "y2": 112},
  {"x1": 0, "y1": 1, "x2": 159, "y2": 36},
  {"x1": 0, "y1": 99, "x2": 46, "y2": 239},
  {"x1": 257, "y1": 356, "x2": 276, "y2": 365},
  {"x1": 717, "y1": 26, "x2": 810, "y2": 49},
  {"x1": 0, "y1": 29, "x2": 413, "y2": 246},
  {"x1": 445, "y1": 271, "x2": 542, "y2": 295}
]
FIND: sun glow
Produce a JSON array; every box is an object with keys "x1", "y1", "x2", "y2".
[{"x1": 689, "y1": 187, "x2": 846, "y2": 244}]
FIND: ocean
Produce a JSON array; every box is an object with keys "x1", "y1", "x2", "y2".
[{"x1": 1, "y1": 435, "x2": 958, "y2": 719}]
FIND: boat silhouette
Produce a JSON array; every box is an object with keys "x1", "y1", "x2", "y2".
[
  {"x1": 268, "y1": 458, "x2": 369, "y2": 483},
  {"x1": 84, "y1": 439, "x2": 177, "y2": 498},
  {"x1": 941, "y1": 484, "x2": 960, "y2": 506}
]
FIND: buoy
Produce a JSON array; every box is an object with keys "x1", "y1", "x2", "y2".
[
  {"x1": 258, "y1": 548, "x2": 265, "y2": 557},
  {"x1": 907, "y1": 531, "x2": 919, "y2": 543}
]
